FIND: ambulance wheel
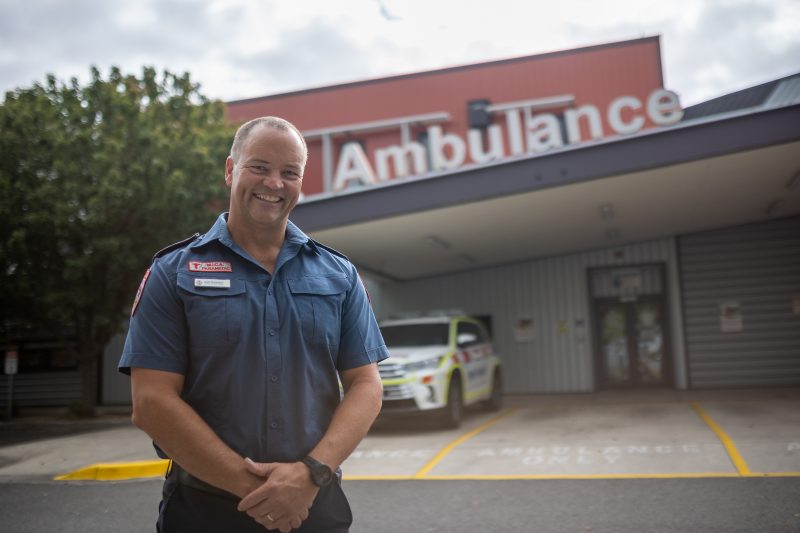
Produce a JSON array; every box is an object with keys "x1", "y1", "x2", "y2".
[
  {"x1": 483, "y1": 370, "x2": 503, "y2": 412},
  {"x1": 441, "y1": 375, "x2": 463, "y2": 429}
]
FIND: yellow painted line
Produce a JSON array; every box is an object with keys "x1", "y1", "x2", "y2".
[
  {"x1": 55, "y1": 460, "x2": 169, "y2": 481},
  {"x1": 344, "y1": 475, "x2": 417, "y2": 480},
  {"x1": 344, "y1": 472, "x2": 800, "y2": 481},
  {"x1": 422, "y1": 472, "x2": 743, "y2": 480},
  {"x1": 691, "y1": 403, "x2": 751, "y2": 476},
  {"x1": 742, "y1": 471, "x2": 800, "y2": 478},
  {"x1": 413, "y1": 408, "x2": 519, "y2": 478}
]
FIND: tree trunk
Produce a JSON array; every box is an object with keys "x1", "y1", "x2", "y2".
[{"x1": 77, "y1": 345, "x2": 100, "y2": 417}]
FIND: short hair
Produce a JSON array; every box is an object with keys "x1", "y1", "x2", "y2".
[{"x1": 230, "y1": 116, "x2": 308, "y2": 164}]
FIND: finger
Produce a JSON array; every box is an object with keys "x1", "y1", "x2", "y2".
[
  {"x1": 238, "y1": 485, "x2": 271, "y2": 512},
  {"x1": 244, "y1": 457, "x2": 276, "y2": 478},
  {"x1": 255, "y1": 513, "x2": 281, "y2": 530},
  {"x1": 245, "y1": 502, "x2": 273, "y2": 519}
]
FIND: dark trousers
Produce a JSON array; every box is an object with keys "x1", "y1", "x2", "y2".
[{"x1": 156, "y1": 468, "x2": 352, "y2": 533}]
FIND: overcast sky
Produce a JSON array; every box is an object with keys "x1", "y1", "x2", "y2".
[{"x1": 1, "y1": 0, "x2": 799, "y2": 107}]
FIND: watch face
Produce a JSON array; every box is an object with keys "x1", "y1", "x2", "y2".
[{"x1": 313, "y1": 465, "x2": 333, "y2": 486}]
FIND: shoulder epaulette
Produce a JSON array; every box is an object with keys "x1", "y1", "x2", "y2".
[
  {"x1": 152, "y1": 233, "x2": 201, "y2": 261},
  {"x1": 310, "y1": 238, "x2": 350, "y2": 261}
]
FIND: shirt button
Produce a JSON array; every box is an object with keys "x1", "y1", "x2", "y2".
[
  {"x1": 270, "y1": 375, "x2": 278, "y2": 382},
  {"x1": 270, "y1": 421, "x2": 278, "y2": 429},
  {"x1": 268, "y1": 329, "x2": 275, "y2": 336}
]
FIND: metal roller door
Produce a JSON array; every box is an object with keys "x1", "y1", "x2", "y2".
[{"x1": 679, "y1": 216, "x2": 800, "y2": 388}]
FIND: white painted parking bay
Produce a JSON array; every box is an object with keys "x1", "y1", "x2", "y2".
[{"x1": 342, "y1": 390, "x2": 800, "y2": 480}]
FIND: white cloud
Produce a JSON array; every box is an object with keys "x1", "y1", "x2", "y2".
[{"x1": 1, "y1": 0, "x2": 798, "y2": 106}]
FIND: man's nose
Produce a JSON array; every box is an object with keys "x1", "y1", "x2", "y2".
[{"x1": 262, "y1": 171, "x2": 284, "y2": 189}]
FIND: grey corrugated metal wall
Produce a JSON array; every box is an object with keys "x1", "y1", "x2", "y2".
[
  {"x1": 0, "y1": 371, "x2": 81, "y2": 409},
  {"x1": 679, "y1": 216, "x2": 800, "y2": 388},
  {"x1": 368, "y1": 238, "x2": 686, "y2": 393}
]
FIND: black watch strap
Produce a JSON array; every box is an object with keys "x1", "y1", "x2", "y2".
[{"x1": 301, "y1": 455, "x2": 334, "y2": 487}]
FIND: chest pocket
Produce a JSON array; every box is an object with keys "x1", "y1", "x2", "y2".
[
  {"x1": 177, "y1": 273, "x2": 246, "y2": 347},
  {"x1": 288, "y1": 275, "x2": 350, "y2": 346}
]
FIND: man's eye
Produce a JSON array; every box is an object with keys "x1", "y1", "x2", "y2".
[{"x1": 250, "y1": 165, "x2": 268, "y2": 173}]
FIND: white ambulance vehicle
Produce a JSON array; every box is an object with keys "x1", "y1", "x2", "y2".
[{"x1": 377, "y1": 315, "x2": 503, "y2": 428}]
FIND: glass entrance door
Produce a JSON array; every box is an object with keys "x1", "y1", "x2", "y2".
[{"x1": 595, "y1": 297, "x2": 669, "y2": 387}]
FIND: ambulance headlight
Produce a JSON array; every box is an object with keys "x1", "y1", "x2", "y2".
[{"x1": 405, "y1": 355, "x2": 445, "y2": 372}]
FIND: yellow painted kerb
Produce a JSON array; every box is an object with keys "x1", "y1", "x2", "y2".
[{"x1": 55, "y1": 459, "x2": 170, "y2": 481}]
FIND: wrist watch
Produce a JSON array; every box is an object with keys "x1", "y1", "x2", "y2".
[{"x1": 301, "y1": 455, "x2": 333, "y2": 488}]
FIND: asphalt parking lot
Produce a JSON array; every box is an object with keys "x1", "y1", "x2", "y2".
[
  {"x1": 347, "y1": 388, "x2": 800, "y2": 480},
  {"x1": 0, "y1": 388, "x2": 798, "y2": 532}
]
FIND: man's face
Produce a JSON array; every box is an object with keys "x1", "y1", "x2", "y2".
[{"x1": 225, "y1": 126, "x2": 305, "y2": 231}]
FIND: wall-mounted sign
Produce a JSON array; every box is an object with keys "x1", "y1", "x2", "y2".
[
  {"x1": 4, "y1": 350, "x2": 18, "y2": 375},
  {"x1": 513, "y1": 318, "x2": 535, "y2": 343},
  {"x1": 720, "y1": 302, "x2": 743, "y2": 333},
  {"x1": 331, "y1": 88, "x2": 683, "y2": 193}
]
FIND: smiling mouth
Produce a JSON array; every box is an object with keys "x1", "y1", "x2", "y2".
[{"x1": 254, "y1": 193, "x2": 281, "y2": 203}]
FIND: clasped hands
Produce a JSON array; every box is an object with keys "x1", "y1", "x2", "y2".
[{"x1": 238, "y1": 458, "x2": 320, "y2": 532}]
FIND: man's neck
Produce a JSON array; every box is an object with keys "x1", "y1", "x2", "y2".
[{"x1": 227, "y1": 217, "x2": 287, "y2": 273}]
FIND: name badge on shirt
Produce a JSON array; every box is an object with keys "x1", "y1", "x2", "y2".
[{"x1": 194, "y1": 278, "x2": 231, "y2": 289}]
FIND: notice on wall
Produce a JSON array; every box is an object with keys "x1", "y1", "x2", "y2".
[
  {"x1": 4, "y1": 350, "x2": 18, "y2": 375},
  {"x1": 513, "y1": 318, "x2": 535, "y2": 343},
  {"x1": 720, "y1": 302, "x2": 743, "y2": 333}
]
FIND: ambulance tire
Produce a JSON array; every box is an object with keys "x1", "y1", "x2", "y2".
[
  {"x1": 441, "y1": 374, "x2": 463, "y2": 429},
  {"x1": 482, "y1": 369, "x2": 503, "y2": 412}
]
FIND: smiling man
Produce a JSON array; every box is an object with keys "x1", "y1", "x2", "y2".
[{"x1": 119, "y1": 117, "x2": 388, "y2": 533}]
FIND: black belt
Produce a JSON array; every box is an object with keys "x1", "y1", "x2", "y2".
[{"x1": 171, "y1": 462, "x2": 240, "y2": 501}]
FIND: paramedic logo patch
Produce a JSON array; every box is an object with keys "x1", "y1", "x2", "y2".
[
  {"x1": 131, "y1": 268, "x2": 151, "y2": 317},
  {"x1": 188, "y1": 261, "x2": 233, "y2": 272}
]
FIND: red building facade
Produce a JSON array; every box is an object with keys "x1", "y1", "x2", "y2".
[{"x1": 226, "y1": 37, "x2": 678, "y2": 198}]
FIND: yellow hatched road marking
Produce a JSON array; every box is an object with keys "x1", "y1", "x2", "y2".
[
  {"x1": 691, "y1": 402, "x2": 751, "y2": 476},
  {"x1": 413, "y1": 408, "x2": 519, "y2": 478}
]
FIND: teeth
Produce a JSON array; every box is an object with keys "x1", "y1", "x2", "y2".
[{"x1": 254, "y1": 193, "x2": 280, "y2": 203}]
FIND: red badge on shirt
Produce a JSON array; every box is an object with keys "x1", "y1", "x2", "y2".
[
  {"x1": 131, "y1": 268, "x2": 152, "y2": 317},
  {"x1": 188, "y1": 261, "x2": 233, "y2": 272}
]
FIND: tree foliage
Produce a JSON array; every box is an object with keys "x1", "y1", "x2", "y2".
[{"x1": 0, "y1": 66, "x2": 234, "y2": 410}]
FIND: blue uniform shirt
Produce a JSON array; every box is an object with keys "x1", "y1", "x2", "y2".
[{"x1": 119, "y1": 213, "x2": 389, "y2": 463}]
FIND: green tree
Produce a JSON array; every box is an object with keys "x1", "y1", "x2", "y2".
[{"x1": 0, "y1": 67, "x2": 234, "y2": 413}]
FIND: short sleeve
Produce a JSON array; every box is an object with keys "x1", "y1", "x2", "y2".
[
  {"x1": 336, "y1": 265, "x2": 389, "y2": 371},
  {"x1": 118, "y1": 259, "x2": 188, "y2": 376}
]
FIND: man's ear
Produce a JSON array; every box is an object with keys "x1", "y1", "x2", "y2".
[{"x1": 224, "y1": 156, "x2": 234, "y2": 188}]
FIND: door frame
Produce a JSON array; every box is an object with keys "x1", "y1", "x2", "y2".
[{"x1": 587, "y1": 263, "x2": 675, "y2": 390}]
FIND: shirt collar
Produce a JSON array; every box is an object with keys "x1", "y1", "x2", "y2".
[
  {"x1": 191, "y1": 213, "x2": 232, "y2": 248},
  {"x1": 190, "y1": 213, "x2": 317, "y2": 254}
]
